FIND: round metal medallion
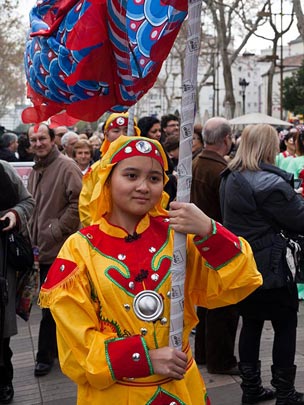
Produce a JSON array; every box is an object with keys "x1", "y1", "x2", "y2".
[
  {"x1": 135, "y1": 140, "x2": 152, "y2": 154},
  {"x1": 133, "y1": 290, "x2": 164, "y2": 322}
]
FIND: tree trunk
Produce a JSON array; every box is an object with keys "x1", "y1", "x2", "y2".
[
  {"x1": 222, "y1": 57, "x2": 236, "y2": 117},
  {"x1": 293, "y1": 0, "x2": 304, "y2": 41}
]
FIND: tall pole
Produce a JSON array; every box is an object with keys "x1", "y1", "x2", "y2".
[
  {"x1": 216, "y1": 50, "x2": 220, "y2": 115},
  {"x1": 169, "y1": 0, "x2": 202, "y2": 350},
  {"x1": 242, "y1": 92, "x2": 245, "y2": 115},
  {"x1": 239, "y1": 78, "x2": 249, "y2": 115}
]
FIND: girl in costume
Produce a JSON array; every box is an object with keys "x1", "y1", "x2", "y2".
[
  {"x1": 39, "y1": 135, "x2": 262, "y2": 405},
  {"x1": 275, "y1": 130, "x2": 296, "y2": 170},
  {"x1": 286, "y1": 127, "x2": 304, "y2": 179}
]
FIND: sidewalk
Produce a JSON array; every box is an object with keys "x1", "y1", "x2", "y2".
[{"x1": 10, "y1": 301, "x2": 304, "y2": 404}]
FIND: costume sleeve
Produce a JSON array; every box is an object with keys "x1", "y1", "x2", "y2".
[
  {"x1": 186, "y1": 221, "x2": 262, "y2": 309},
  {"x1": 39, "y1": 235, "x2": 153, "y2": 390}
]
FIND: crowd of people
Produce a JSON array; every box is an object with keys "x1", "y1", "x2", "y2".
[{"x1": 0, "y1": 113, "x2": 303, "y2": 405}]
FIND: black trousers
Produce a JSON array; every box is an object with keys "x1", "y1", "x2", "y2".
[
  {"x1": 0, "y1": 338, "x2": 13, "y2": 385},
  {"x1": 36, "y1": 264, "x2": 57, "y2": 364},
  {"x1": 239, "y1": 310, "x2": 297, "y2": 367},
  {"x1": 195, "y1": 305, "x2": 239, "y2": 371}
]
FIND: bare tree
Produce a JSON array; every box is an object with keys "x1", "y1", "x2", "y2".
[
  {"x1": 293, "y1": 0, "x2": 304, "y2": 40},
  {"x1": 155, "y1": 22, "x2": 187, "y2": 115},
  {"x1": 203, "y1": 0, "x2": 271, "y2": 117},
  {"x1": 140, "y1": 0, "x2": 296, "y2": 119},
  {"x1": 0, "y1": 0, "x2": 26, "y2": 119},
  {"x1": 258, "y1": 2, "x2": 294, "y2": 115},
  {"x1": 157, "y1": 21, "x2": 219, "y2": 118}
]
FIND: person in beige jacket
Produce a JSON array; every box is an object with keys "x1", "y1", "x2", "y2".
[{"x1": 28, "y1": 123, "x2": 82, "y2": 377}]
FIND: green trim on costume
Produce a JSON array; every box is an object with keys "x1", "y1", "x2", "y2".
[
  {"x1": 146, "y1": 386, "x2": 187, "y2": 405},
  {"x1": 78, "y1": 226, "x2": 172, "y2": 298},
  {"x1": 141, "y1": 336, "x2": 154, "y2": 374},
  {"x1": 152, "y1": 326, "x2": 159, "y2": 348},
  {"x1": 104, "y1": 337, "x2": 119, "y2": 380},
  {"x1": 194, "y1": 219, "x2": 216, "y2": 244},
  {"x1": 204, "y1": 239, "x2": 243, "y2": 271}
]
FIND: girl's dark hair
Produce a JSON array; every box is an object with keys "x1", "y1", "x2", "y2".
[
  {"x1": 279, "y1": 131, "x2": 295, "y2": 152},
  {"x1": 137, "y1": 116, "x2": 160, "y2": 137}
]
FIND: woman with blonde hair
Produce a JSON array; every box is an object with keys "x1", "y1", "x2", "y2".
[{"x1": 220, "y1": 124, "x2": 304, "y2": 405}]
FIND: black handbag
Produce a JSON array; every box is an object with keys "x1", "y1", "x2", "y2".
[{"x1": 7, "y1": 231, "x2": 34, "y2": 273}]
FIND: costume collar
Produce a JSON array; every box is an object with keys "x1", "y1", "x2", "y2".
[{"x1": 98, "y1": 214, "x2": 151, "y2": 238}]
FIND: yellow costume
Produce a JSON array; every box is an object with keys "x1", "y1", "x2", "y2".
[{"x1": 40, "y1": 136, "x2": 262, "y2": 405}]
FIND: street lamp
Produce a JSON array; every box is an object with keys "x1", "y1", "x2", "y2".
[{"x1": 239, "y1": 78, "x2": 250, "y2": 115}]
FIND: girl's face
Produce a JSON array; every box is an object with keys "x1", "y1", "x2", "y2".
[
  {"x1": 109, "y1": 156, "x2": 164, "y2": 225},
  {"x1": 148, "y1": 123, "x2": 161, "y2": 141},
  {"x1": 285, "y1": 136, "x2": 296, "y2": 154},
  {"x1": 106, "y1": 126, "x2": 128, "y2": 143}
]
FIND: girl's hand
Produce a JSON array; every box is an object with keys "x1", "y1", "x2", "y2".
[
  {"x1": 169, "y1": 201, "x2": 212, "y2": 237},
  {"x1": 0, "y1": 211, "x2": 17, "y2": 231},
  {"x1": 149, "y1": 347, "x2": 187, "y2": 380}
]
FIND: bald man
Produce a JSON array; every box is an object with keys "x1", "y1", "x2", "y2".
[
  {"x1": 191, "y1": 117, "x2": 239, "y2": 375},
  {"x1": 53, "y1": 126, "x2": 68, "y2": 152}
]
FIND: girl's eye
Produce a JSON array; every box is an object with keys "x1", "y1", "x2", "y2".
[
  {"x1": 126, "y1": 173, "x2": 137, "y2": 179},
  {"x1": 150, "y1": 176, "x2": 162, "y2": 183}
]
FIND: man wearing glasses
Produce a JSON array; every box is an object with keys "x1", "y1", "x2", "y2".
[{"x1": 160, "y1": 114, "x2": 180, "y2": 141}]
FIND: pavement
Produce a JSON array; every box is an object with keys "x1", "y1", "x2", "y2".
[{"x1": 10, "y1": 301, "x2": 304, "y2": 405}]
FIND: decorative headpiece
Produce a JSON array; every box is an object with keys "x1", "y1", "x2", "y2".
[
  {"x1": 88, "y1": 136, "x2": 169, "y2": 222},
  {"x1": 101, "y1": 112, "x2": 141, "y2": 156},
  {"x1": 111, "y1": 139, "x2": 165, "y2": 168},
  {"x1": 104, "y1": 114, "x2": 129, "y2": 131}
]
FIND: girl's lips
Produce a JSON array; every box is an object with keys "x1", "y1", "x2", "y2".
[{"x1": 133, "y1": 197, "x2": 149, "y2": 202}]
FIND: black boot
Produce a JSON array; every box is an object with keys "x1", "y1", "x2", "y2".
[
  {"x1": 239, "y1": 361, "x2": 275, "y2": 404},
  {"x1": 271, "y1": 365, "x2": 304, "y2": 405},
  {"x1": 0, "y1": 383, "x2": 14, "y2": 404}
]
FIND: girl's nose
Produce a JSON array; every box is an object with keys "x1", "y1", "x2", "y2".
[{"x1": 136, "y1": 178, "x2": 149, "y2": 191}]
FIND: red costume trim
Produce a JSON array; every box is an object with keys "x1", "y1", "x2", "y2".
[
  {"x1": 79, "y1": 220, "x2": 171, "y2": 296},
  {"x1": 143, "y1": 387, "x2": 185, "y2": 405},
  {"x1": 116, "y1": 343, "x2": 193, "y2": 386},
  {"x1": 105, "y1": 335, "x2": 153, "y2": 380},
  {"x1": 107, "y1": 116, "x2": 128, "y2": 129},
  {"x1": 41, "y1": 258, "x2": 78, "y2": 289},
  {"x1": 194, "y1": 222, "x2": 241, "y2": 269}
]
